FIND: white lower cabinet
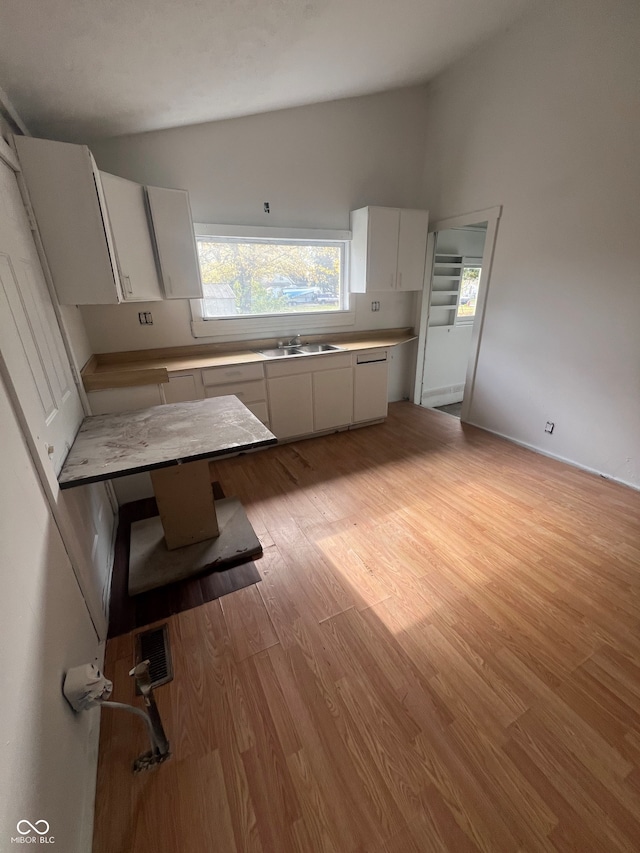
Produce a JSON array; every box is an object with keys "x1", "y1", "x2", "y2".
[
  {"x1": 265, "y1": 350, "x2": 386, "y2": 441},
  {"x1": 313, "y1": 367, "x2": 353, "y2": 431},
  {"x1": 267, "y1": 373, "x2": 314, "y2": 438}
]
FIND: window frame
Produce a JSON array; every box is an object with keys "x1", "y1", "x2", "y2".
[
  {"x1": 190, "y1": 223, "x2": 354, "y2": 339},
  {"x1": 455, "y1": 256, "x2": 482, "y2": 327}
]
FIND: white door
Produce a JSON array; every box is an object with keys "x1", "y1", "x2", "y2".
[
  {"x1": 0, "y1": 147, "x2": 113, "y2": 636},
  {"x1": 0, "y1": 157, "x2": 83, "y2": 477}
]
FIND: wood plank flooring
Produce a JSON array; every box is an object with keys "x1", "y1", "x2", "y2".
[{"x1": 93, "y1": 402, "x2": 640, "y2": 853}]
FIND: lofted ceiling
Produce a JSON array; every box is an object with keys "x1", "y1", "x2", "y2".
[{"x1": 0, "y1": 0, "x2": 543, "y2": 142}]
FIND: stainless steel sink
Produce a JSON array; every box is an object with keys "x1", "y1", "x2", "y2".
[
  {"x1": 296, "y1": 344, "x2": 343, "y2": 354},
  {"x1": 258, "y1": 346, "x2": 302, "y2": 358},
  {"x1": 257, "y1": 343, "x2": 344, "y2": 358}
]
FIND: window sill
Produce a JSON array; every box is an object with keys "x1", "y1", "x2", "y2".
[{"x1": 191, "y1": 310, "x2": 356, "y2": 340}]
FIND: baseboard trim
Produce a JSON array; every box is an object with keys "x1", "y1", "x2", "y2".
[
  {"x1": 422, "y1": 383, "x2": 465, "y2": 409},
  {"x1": 464, "y1": 419, "x2": 640, "y2": 493}
]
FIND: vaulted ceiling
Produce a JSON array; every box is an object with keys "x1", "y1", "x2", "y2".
[{"x1": 0, "y1": 0, "x2": 544, "y2": 142}]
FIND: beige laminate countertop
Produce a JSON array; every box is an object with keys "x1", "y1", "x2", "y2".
[{"x1": 81, "y1": 328, "x2": 416, "y2": 392}]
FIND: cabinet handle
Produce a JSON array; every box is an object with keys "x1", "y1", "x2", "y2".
[
  {"x1": 165, "y1": 274, "x2": 173, "y2": 294},
  {"x1": 122, "y1": 274, "x2": 133, "y2": 295}
]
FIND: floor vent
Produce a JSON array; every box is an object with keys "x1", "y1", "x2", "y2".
[{"x1": 134, "y1": 623, "x2": 173, "y2": 692}]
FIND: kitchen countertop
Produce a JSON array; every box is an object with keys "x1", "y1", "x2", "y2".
[{"x1": 81, "y1": 328, "x2": 416, "y2": 392}]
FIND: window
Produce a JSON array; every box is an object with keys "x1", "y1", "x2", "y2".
[
  {"x1": 195, "y1": 232, "x2": 348, "y2": 320},
  {"x1": 456, "y1": 259, "x2": 482, "y2": 324}
]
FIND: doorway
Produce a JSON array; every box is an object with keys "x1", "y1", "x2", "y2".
[{"x1": 413, "y1": 206, "x2": 501, "y2": 422}]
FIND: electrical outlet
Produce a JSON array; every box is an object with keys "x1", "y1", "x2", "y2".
[
  {"x1": 371, "y1": 301, "x2": 380, "y2": 312},
  {"x1": 545, "y1": 421, "x2": 554, "y2": 434},
  {"x1": 138, "y1": 312, "x2": 154, "y2": 325}
]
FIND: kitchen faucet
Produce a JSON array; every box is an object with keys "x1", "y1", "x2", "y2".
[{"x1": 277, "y1": 333, "x2": 302, "y2": 347}]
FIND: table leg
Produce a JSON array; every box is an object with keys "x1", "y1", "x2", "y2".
[
  {"x1": 127, "y1": 461, "x2": 263, "y2": 596},
  {"x1": 150, "y1": 459, "x2": 219, "y2": 550}
]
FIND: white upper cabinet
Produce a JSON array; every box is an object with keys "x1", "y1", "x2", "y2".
[
  {"x1": 15, "y1": 136, "x2": 122, "y2": 305},
  {"x1": 99, "y1": 172, "x2": 163, "y2": 302},
  {"x1": 349, "y1": 205, "x2": 429, "y2": 293},
  {"x1": 15, "y1": 135, "x2": 202, "y2": 305},
  {"x1": 146, "y1": 185, "x2": 204, "y2": 300}
]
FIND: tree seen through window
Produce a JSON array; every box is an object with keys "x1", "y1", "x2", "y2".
[{"x1": 197, "y1": 238, "x2": 343, "y2": 318}]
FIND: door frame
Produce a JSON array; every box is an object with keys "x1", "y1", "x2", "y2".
[{"x1": 413, "y1": 205, "x2": 502, "y2": 421}]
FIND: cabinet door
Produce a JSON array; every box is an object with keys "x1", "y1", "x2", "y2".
[
  {"x1": 367, "y1": 206, "x2": 400, "y2": 291},
  {"x1": 14, "y1": 136, "x2": 121, "y2": 305},
  {"x1": 267, "y1": 373, "x2": 313, "y2": 439},
  {"x1": 100, "y1": 172, "x2": 163, "y2": 302},
  {"x1": 313, "y1": 367, "x2": 353, "y2": 431},
  {"x1": 354, "y1": 359, "x2": 389, "y2": 422},
  {"x1": 146, "y1": 186, "x2": 203, "y2": 299},
  {"x1": 396, "y1": 209, "x2": 429, "y2": 292},
  {"x1": 162, "y1": 373, "x2": 201, "y2": 403}
]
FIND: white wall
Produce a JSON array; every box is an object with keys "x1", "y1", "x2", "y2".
[
  {"x1": 0, "y1": 375, "x2": 101, "y2": 852},
  {"x1": 421, "y1": 0, "x2": 640, "y2": 488},
  {"x1": 84, "y1": 88, "x2": 430, "y2": 399},
  {"x1": 58, "y1": 304, "x2": 94, "y2": 371}
]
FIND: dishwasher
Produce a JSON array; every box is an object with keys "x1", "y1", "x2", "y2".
[{"x1": 354, "y1": 350, "x2": 389, "y2": 423}]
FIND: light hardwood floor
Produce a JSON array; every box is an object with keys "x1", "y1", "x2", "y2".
[{"x1": 94, "y1": 402, "x2": 640, "y2": 853}]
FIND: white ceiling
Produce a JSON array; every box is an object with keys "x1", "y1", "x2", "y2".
[{"x1": 0, "y1": 0, "x2": 543, "y2": 142}]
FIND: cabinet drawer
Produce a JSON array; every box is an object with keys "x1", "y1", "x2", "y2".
[
  {"x1": 204, "y1": 379, "x2": 266, "y2": 404},
  {"x1": 266, "y1": 352, "x2": 352, "y2": 378},
  {"x1": 202, "y1": 362, "x2": 264, "y2": 386}
]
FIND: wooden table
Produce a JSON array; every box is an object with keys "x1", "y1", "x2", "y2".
[{"x1": 59, "y1": 396, "x2": 277, "y2": 595}]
